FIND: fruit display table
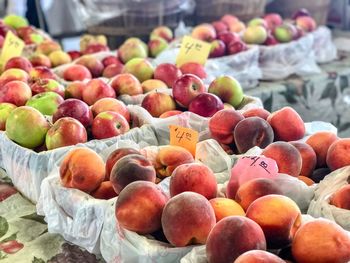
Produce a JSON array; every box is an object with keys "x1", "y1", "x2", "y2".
[
  {"x1": 247, "y1": 51, "x2": 350, "y2": 137},
  {"x1": 0, "y1": 170, "x2": 102, "y2": 263}
]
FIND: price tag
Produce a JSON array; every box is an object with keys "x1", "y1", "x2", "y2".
[
  {"x1": 169, "y1": 125, "x2": 199, "y2": 156},
  {"x1": 176, "y1": 35, "x2": 211, "y2": 67},
  {"x1": 0, "y1": 31, "x2": 24, "y2": 70}
]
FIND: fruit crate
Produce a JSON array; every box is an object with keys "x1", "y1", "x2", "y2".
[
  {"x1": 266, "y1": 0, "x2": 331, "y2": 25},
  {"x1": 193, "y1": 0, "x2": 267, "y2": 24}
]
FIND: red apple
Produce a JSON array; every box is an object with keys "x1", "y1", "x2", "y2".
[
  {"x1": 191, "y1": 24, "x2": 217, "y2": 42},
  {"x1": 141, "y1": 92, "x2": 176, "y2": 117},
  {"x1": 217, "y1": 31, "x2": 240, "y2": 46},
  {"x1": 76, "y1": 55, "x2": 104, "y2": 78},
  {"x1": 264, "y1": 33, "x2": 279, "y2": 45},
  {"x1": 30, "y1": 78, "x2": 65, "y2": 97},
  {"x1": 179, "y1": 62, "x2": 207, "y2": 79},
  {"x1": 264, "y1": 13, "x2": 283, "y2": 30},
  {"x1": 67, "y1": 50, "x2": 82, "y2": 61},
  {"x1": 172, "y1": 74, "x2": 205, "y2": 108},
  {"x1": 102, "y1": 56, "x2": 120, "y2": 67},
  {"x1": 209, "y1": 40, "x2": 226, "y2": 58},
  {"x1": 4, "y1": 57, "x2": 32, "y2": 73},
  {"x1": 83, "y1": 43, "x2": 109, "y2": 54},
  {"x1": 45, "y1": 117, "x2": 87, "y2": 150},
  {"x1": 30, "y1": 66, "x2": 57, "y2": 81},
  {"x1": 29, "y1": 54, "x2": 52, "y2": 68},
  {"x1": 227, "y1": 40, "x2": 248, "y2": 55},
  {"x1": 65, "y1": 81, "x2": 86, "y2": 100},
  {"x1": 154, "y1": 63, "x2": 182, "y2": 88},
  {"x1": 0, "y1": 81, "x2": 32, "y2": 106},
  {"x1": 110, "y1": 73, "x2": 142, "y2": 96},
  {"x1": 102, "y1": 63, "x2": 124, "y2": 78},
  {"x1": 92, "y1": 111, "x2": 130, "y2": 139},
  {"x1": 91, "y1": 97, "x2": 130, "y2": 122},
  {"x1": 188, "y1": 93, "x2": 224, "y2": 117},
  {"x1": 292, "y1": 8, "x2": 311, "y2": 20},
  {"x1": 212, "y1": 21, "x2": 229, "y2": 34},
  {"x1": 0, "y1": 68, "x2": 29, "y2": 86},
  {"x1": 63, "y1": 64, "x2": 92, "y2": 81},
  {"x1": 82, "y1": 79, "x2": 116, "y2": 105}
]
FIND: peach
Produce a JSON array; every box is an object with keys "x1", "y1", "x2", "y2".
[
  {"x1": 123, "y1": 58, "x2": 154, "y2": 82},
  {"x1": 209, "y1": 109, "x2": 244, "y2": 144},
  {"x1": 290, "y1": 141, "x2": 317, "y2": 176},
  {"x1": 82, "y1": 79, "x2": 116, "y2": 105},
  {"x1": 141, "y1": 92, "x2": 176, "y2": 118},
  {"x1": 115, "y1": 181, "x2": 169, "y2": 234},
  {"x1": 110, "y1": 154, "x2": 156, "y2": 194},
  {"x1": 267, "y1": 107, "x2": 305, "y2": 141},
  {"x1": 29, "y1": 54, "x2": 51, "y2": 68},
  {"x1": 310, "y1": 167, "x2": 331, "y2": 183},
  {"x1": 242, "y1": 108, "x2": 270, "y2": 120},
  {"x1": 155, "y1": 145, "x2": 194, "y2": 178},
  {"x1": 0, "y1": 68, "x2": 29, "y2": 86},
  {"x1": 65, "y1": 81, "x2": 85, "y2": 100},
  {"x1": 292, "y1": 218, "x2": 350, "y2": 263},
  {"x1": 329, "y1": 184, "x2": 350, "y2": 210},
  {"x1": 91, "y1": 181, "x2": 118, "y2": 200},
  {"x1": 206, "y1": 216, "x2": 267, "y2": 263},
  {"x1": 246, "y1": 194, "x2": 302, "y2": 249},
  {"x1": 102, "y1": 63, "x2": 124, "y2": 78},
  {"x1": 234, "y1": 250, "x2": 285, "y2": 263},
  {"x1": 4, "y1": 56, "x2": 32, "y2": 73},
  {"x1": 191, "y1": 23, "x2": 217, "y2": 42},
  {"x1": 326, "y1": 138, "x2": 350, "y2": 171},
  {"x1": 91, "y1": 98, "x2": 130, "y2": 122},
  {"x1": 234, "y1": 117, "x2": 274, "y2": 153},
  {"x1": 63, "y1": 64, "x2": 92, "y2": 81},
  {"x1": 141, "y1": 79, "x2": 168, "y2": 93},
  {"x1": 235, "y1": 178, "x2": 283, "y2": 211},
  {"x1": 76, "y1": 55, "x2": 104, "y2": 78},
  {"x1": 306, "y1": 131, "x2": 338, "y2": 168},
  {"x1": 0, "y1": 80, "x2": 32, "y2": 106},
  {"x1": 110, "y1": 73, "x2": 143, "y2": 96},
  {"x1": 159, "y1": 110, "x2": 182, "y2": 118},
  {"x1": 105, "y1": 148, "x2": 141, "y2": 180},
  {"x1": 179, "y1": 62, "x2": 207, "y2": 80},
  {"x1": 209, "y1": 198, "x2": 245, "y2": 222},
  {"x1": 297, "y1": 176, "x2": 315, "y2": 186},
  {"x1": 60, "y1": 148, "x2": 105, "y2": 193},
  {"x1": 170, "y1": 163, "x2": 217, "y2": 199},
  {"x1": 262, "y1": 142, "x2": 302, "y2": 177},
  {"x1": 161, "y1": 191, "x2": 216, "y2": 246}
]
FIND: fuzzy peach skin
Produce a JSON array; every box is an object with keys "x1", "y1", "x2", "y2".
[
  {"x1": 292, "y1": 218, "x2": 350, "y2": 263},
  {"x1": 115, "y1": 181, "x2": 169, "y2": 234},
  {"x1": 209, "y1": 198, "x2": 245, "y2": 222},
  {"x1": 306, "y1": 131, "x2": 338, "y2": 168},
  {"x1": 60, "y1": 148, "x2": 105, "y2": 193},
  {"x1": 170, "y1": 163, "x2": 217, "y2": 199},
  {"x1": 326, "y1": 138, "x2": 350, "y2": 171},
  {"x1": 91, "y1": 181, "x2": 118, "y2": 199},
  {"x1": 206, "y1": 216, "x2": 267, "y2": 263},
  {"x1": 242, "y1": 108, "x2": 271, "y2": 120},
  {"x1": 267, "y1": 106, "x2": 305, "y2": 141},
  {"x1": 234, "y1": 250, "x2": 285, "y2": 263},
  {"x1": 290, "y1": 141, "x2": 317, "y2": 177},
  {"x1": 262, "y1": 141, "x2": 302, "y2": 177},
  {"x1": 154, "y1": 145, "x2": 194, "y2": 178},
  {"x1": 246, "y1": 194, "x2": 302, "y2": 249},
  {"x1": 161, "y1": 191, "x2": 216, "y2": 247},
  {"x1": 329, "y1": 184, "x2": 350, "y2": 210}
]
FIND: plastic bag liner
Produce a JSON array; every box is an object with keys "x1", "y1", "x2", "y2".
[
  {"x1": 180, "y1": 214, "x2": 331, "y2": 263},
  {"x1": 311, "y1": 26, "x2": 337, "y2": 64},
  {"x1": 308, "y1": 166, "x2": 350, "y2": 231},
  {"x1": 153, "y1": 46, "x2": 261, "y2": 89},
  {"x1": 259, "y1": 33, "x2": 321, "y2": 80},
  {"x1": 0, "y1": 105, "x2": 209, "y2": 203}
]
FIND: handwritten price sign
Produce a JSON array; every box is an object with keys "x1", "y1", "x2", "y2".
[
  {"x1": 169, "y1": 125, "x2": 199, "y2": 156},
  {"x1": 176, "y1": 36, "x2": 211, "y2": 67},
  {"x1": 0, "y1": 31, "x2": 24, "y2": 71}
]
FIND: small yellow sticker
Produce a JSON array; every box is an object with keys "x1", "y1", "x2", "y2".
[
  {"x1": 176, "y1": 35, "x2": 211, "y2": 67},
  {"x1": 169, "y1": 125, "x2": 199, "y2": 156},
  {"x1": 0, "y1": 31, "x2": 25, "y2": 71}
]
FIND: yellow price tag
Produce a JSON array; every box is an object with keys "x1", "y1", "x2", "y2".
[
  {"x1": 0, "y1": 31, "x2": 24, "y2": 70},
  {"x1": 176, "y1": 35, "x2": 211, "y2": 67},
  {"x1": 169, "y1": 125, "x2": 199, "y2": 156}
]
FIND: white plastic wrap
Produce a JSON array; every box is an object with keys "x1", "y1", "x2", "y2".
[
  {"x1": 311, "y1": 26, "x2": 338, "y2": 64},
  {"x1": 308, "y1": 166, "x2": 350, "y2": 231},
  {"x1": 259, "y1": 33, "x2": 321, "y2": 80},
  {"x1": 153, "y1": 46, "x2": 261, "y2": 89}
]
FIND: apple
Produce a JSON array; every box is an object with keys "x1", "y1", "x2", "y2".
[
  {"x1": 123, "y1": 58, "x2": 154, "y2": 82},
  {"x1": 25, "y1": 91, "x2": 64, "y2": 115},
  {"x1": 0, "y1": 68, "x2": 29, "y2": 86},
  {"x1": 102, "y1": 56, "x2": 120, "y2": 67},
  {"x1": 0, "y1": 35, "x2": 4, "y2": 48},
  {"x1": 227, "y1": 40, "x2": 248, "y2": 55},
  {"x1": 141, "y1": 79, "x2": 168, "y2": 93},
  {"x1": 4, "y1": 57, "x2": 32, "y2": 73},
  {"x1": 30, "y1": 66, "x2": 57, "y2": 81},
  {"x1": 248, "y1": 18, "x2": 268, "y2": 28},
  {"x1": 0, "y1": 81, "x2": 32, "y2": 106},
  {"x1": 118, "y1": 39, "x2": 148, "y2": 64},
  {"x1": 208, "y1": 76, "x2": 244, "y2": 108},
  {"x1": 221, "y1": 14, "x2": 239, "y2": 27},
  {"x1": 150, "y1": 26, "x2": 173, "y2": 42},
  {"x1": 274, "y1": 24, "x2": 296, "y2": 43},
  {"x1": 172, "y1": 74, "x2": 205, "y2": 107},
  {"x1": 0, "y1": 23, "x2": 13, "y2": 38},
  {"x1": 243, "y1": 26, "x2": 268, "y2": 44},
  {"x1": 45, "y1": 117, "x2": 87, "y2": 150},
  {"x1": 35, "y1": 40, "x2": 61, "y2": 55},
  {"x1": 83, "y1": 43, "x2": 109, "y2": 55},
  {"x1": 209, "y1": 40, "x2": 226, "y2": 58},
  {"x1": 188, "y1": 93, "x2": 224, "y2": 117},
  {"x1": 48, "y1": 50, "x2": 72, "y2": 67},
  {"x1": 16, "y1": 25, "x2": 35, "y2": 39},
  {"x1": 82, "y1": 78, "x2": 116, "y2": 105},
  {"x1": 29, "y1": 54, "x2": 52, "y2": 68},
  {"x1": 53, "y1": 98, "x2": 93, "y2": 128},
  {"x1": 296, "y1": 16, "x2": 317, "y2": 32},
  {"x1": 67, "y1": 50, "x2": 82, "y2": 61},
  {"x1": 292, "y1": 8, "x2": 311, "y2": 20},
  {"x1": 148, "y1": 37, "x2": 168, "y2": 57},
  {"x1": 0, "y1": 103, "x2": 16, "y2": 130},
  {"x1": 217, "y1": 31, "x2": 240, "y2": 46},
  {"x1": 264, "y1": 13, "x2": 283, "y2": 30},
  {"x1": 179, "y1": 62, "x2": 207, "y2": 80},
  {"x1": 92, "y1": 111, "x2": 130, "y2": 139},
  {"x1": 141, "y1": 92, "x2": 176, "y2": 117},
  {"x1": 110, "y1": 73, "x2": 143, "y2": 96},
  {"x1": 63, "y1": 64, "x2": 92, "y2": 81},
  {"x1": 30, "y1": 78, "x2": 65, "y2": 97},
  {"x1": 75, "y1": 55, "x2": 104, "y2": 78},
  {"x1": 6, "y1": 106, "x2": 50, "y2": 149},
  {"x1": 191, "y1": 24, "x2": 217, "y2": 42},
  {"x1": 264, "y1": 33, "x2": 279, "y2": 45},
  {"x1": 103, "y1": 63, "x2": 124, "y2": 78},
  {"x1": 212, "y1": 21, "x2": 229, "y2": 34},
  {"x1": 154, "y1": 63, "x2": 182, "y2": 88},
  {"x1": 91, "y1": 97, "x2": 130, "y2": 122},
  {"x1": 228, "y1": 21, "x2": 246, "y2": 33},
  {"x1": 65, "y1": 81, "x2": 86, "y2": 100}
]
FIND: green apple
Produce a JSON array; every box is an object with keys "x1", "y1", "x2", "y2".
[
  {"x1": 208, "y1": 76, "x2": 244, "y2": 108},
  {"x1": 123, "y1": 58, "x2": 154, "y2": 82},
  {"x1": 26, "y1": 91, "x2": 64, "y2": 115},
  {"x1": 242, "y1": 25, "x2": 268, "y2": 44},
  {"x1": 118, "y1": 39, "x2": 148, "y2": 63},
  {"x1": 0, "y1": 103, "x2": 16, "y2": 130},
  {"x1": 3, "y1": 14, "x2": 28, "y2": 29},
  {"x1": 6, "y1": 106, "x2": 50, "y2": 149},
  {"x1": 148, "y1": 36, "x2": 168, "y2": 57}
]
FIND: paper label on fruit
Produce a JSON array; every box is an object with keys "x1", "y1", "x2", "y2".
[
  {"x1": 0, "y1": 31, "x2": 24, "y2": 70},
  {"x1": 169, "y1": 125, "x2": 199, "y2": 156},
  {"x1": 232, "y1": 156, "x2": 279, "y2": 186},
  {"x1": 176, "y1": 36, "x2": 211, "y2": 67}
]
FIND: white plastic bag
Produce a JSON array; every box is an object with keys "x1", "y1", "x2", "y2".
[
  {"x1": 308, "y1": 166, "x2": 350, "y2": 231},
  {"x1": 259, "y1": 33, "x2": 321, "y2": 80},
  {"x1": 311, "y1": 26, "x2": 337, "y2": 64}
]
